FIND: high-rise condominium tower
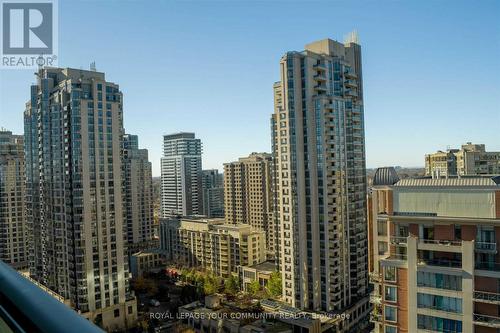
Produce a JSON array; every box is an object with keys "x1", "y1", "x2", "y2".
[
  {"x1": 0, "y1": 130, "x2": 28, "y2": 270},
  {"x1": 272, "y1": 36, "x2": 369, "y2": 324},
  {"x1": 161, "y1": 132, "x2": 202, "y2": 217},
  {"x1": 24, "y1": 67, "x2": 136, "y2": 330},
  {"x1": 224, "y1": 153, "x2": 275, "y2": 258},
  {"x1": 123, "y1": 134, "x2": 154, "y2": 247},
  {"x1": 201, "y1": 169, "x2": 224, "y2": 217}
]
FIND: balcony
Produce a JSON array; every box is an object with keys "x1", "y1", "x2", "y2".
[
  {"x1": 369, "y1": 272, "x2": 381, "y2": 283},
  {"x1": 418, "y1": 239, "x2": 462, "y2": 253},
  {"x1": 314, "y1": 84, "x2": 327, "y2": 92},
  {"x1": 417, "y1": 258, "x2": 461, "y2": 269},
  {"x1": 313, "y1": 63, "x2": 326, "y2": 71},
  {"x1": 474, "y1": 291, "x2": 500, "y2": 305},
  {"x1": 390, "y1": 236, "x2": 407, "y2": 246},
  {"x1": 474, "y1": 313, "x2": 500, "y2": 328},
  {"x1": 345, "y1": 79, "x2": 357, "y2": 87},
  {"x1": 369, "y1": 312, "x2": 382, "y2": 322},
  {"x1": 475, "y1": 242, "x2": 497, "y2": 254},
  {"x1": 0, "y1": 260, "x2": 103, "y2": 333},
  {"x1": 478, "y1": 259, "x2": 500, "y2": 270},
  {"x1": 314, "y1": 73, "x2": 327, "y2": 81}
]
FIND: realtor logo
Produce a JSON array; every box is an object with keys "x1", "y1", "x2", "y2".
[{"x1": 1, "y1": 0, "x2": 58, "y2": 68}]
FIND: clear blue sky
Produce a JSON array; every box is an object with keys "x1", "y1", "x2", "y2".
[{"x1": 1, "y1": 0, "x2": 499, "y2": 176}]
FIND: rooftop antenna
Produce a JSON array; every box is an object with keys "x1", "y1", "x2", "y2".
[
  {"x1": 344, "y1": 30, "x2": 359, "y2": 45},
  {"x1": 90, "y1": 61, "x2": 96, "y2": 72}
]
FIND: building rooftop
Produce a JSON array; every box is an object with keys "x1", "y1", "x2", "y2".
[
  {"x1": 395, "y1": 176, "x2": 500, "y2": 187},
  {"x1": 372, "y1": 167, "x2": 400, "y2": 186},
  {"x1": 248, "y1": 261, "x2": 276, "y2": 273}
]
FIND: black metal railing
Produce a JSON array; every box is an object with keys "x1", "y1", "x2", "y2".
[{"x1": 0, "y1": 260, "x2": 103, "y2": 333}]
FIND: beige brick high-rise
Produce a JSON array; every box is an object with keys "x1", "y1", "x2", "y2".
[
  {"x1": 271, "y1": 36, "x2": 370, "y2": 330},
  {"x1": 24, "y1": 67, "x2": 136, "y2": 331},
  {"x1": 224, "y1": 153, "x2": 275, "y2": 257},
  {"x1": 0, "y1": 130, "x2": 28, "y2": 270}
]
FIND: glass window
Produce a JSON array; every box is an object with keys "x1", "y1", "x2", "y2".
[
  {"x1": 417, "y1": 293, "x2": 462, "y2": 313},
  {"x1": 385, "y1": 286, "x2": 397, "y2": 302},
  {"x1": 385, "y1": 326, "x2": 397, "y2": 333},
  {"x1": 384, "y1": 266, "x2": 396, "y2": 282},
  {"x1": 384, "y1": 305, "x2": 397, "y2": 322}
]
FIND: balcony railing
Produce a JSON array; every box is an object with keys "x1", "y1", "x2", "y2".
[
  {"x1": 474, "y1": 313, "x2": 500, "y2": 328},
  {"x1": 418, "y1": 258, "x2": 461, "y2": 268},
  {"x1": 420, "y1": 239, "x2": 462, "y2": 246},
  {"x1": 390, "y1": 236, "x2": 407, "y2": 246},
  {"x1": 369, "y1": 312, "x2": 382, "y2": 322},
  {"x1": 475, "y1": 242, "x2": 497, "y2": 253},
  {"x1": 475, "y1": 261, "x2": 500, "y2": 272},
  {"x1": 474, "y1": 291, "x2": 500, "y2": 304},
  {"x1": 0, "y1": 260, "x2": 103, "y2": 333}
]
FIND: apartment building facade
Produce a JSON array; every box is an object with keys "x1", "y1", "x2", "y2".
[
  {"x1": 202, "y1": 169, "x2": 224, "y2": 218},
  {"x1": 161, "y1": 132, "x2": 202, "y2": 218},
  {"x1": 271, "y1": 36, "x2": 370, "y2": 326},
  {"x1": 123, "y1": 134, "x2": 154, "y2": 246},
  {"x1": 24, "y1": 67, "x2": 136, "y2": 330},
  {"x1": 224, "y1": 153, "x2": 275, "y2": 257},
  {"x1": 369, "y1": 167, "x2": 500, "y2": 333},
  {"x1": 160, "y1": 217, "x2": 266, "y2": 278},
  {"x1": 0, "y1": 130, "x2": 28, "y2": 270},
  {"x1": 425, "y1": 143, "x2": 500, "y2": 177}
]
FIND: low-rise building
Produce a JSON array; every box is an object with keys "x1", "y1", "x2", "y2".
[
  {"x1": 368, "y1": 167, "x2": 500, "y2": 333},
  {"x1": 129, "y1": 251, "x2": 163, "y2": 278},
  {"x1": 240, "y1": 261, "x2": 276, "y2": 292},
  {"x1": 160, "y1": 217, "x2": 266, "y2": 278}
]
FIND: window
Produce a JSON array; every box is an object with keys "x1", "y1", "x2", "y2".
[
  {"x1": 417, "y1": 293, "x2": 462, "y2": 313},
  {"x1": 385, "y1": 326, "x2": 397, "y2": 333},
  {"x1": 378, "y1": 241, "x2": 388, "y2": 255},
  {"x1": 417, "y1": 271, "x2": 462, "y2": 291},
  {"x1": 384, "y1": 266, "x2": 396, "y2": 282},
  {"x1": 384, "y1": 305, "x2": 397, "y2": 322},
  {"x1": 385, "y1": 286, "x2": 397, "y2": 302},
  {"x1": 417, "y1": 314, "x2": 462, "y2": 332},
  {"x1": 128, "y1": 306, "x2": 133, "y2": 314},
  {"x1": 114, "y1": 309, "x2": 120, "y2": 318}
]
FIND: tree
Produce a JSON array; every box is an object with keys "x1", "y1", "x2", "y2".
[
  {"x1": 224, "y1": 275, "x2": 239, "y2": 295},
  {"x1": 203, "y1": 275, "x2": 221, "y2": 295},
  {"x1": 247, "y1": 280, "x2": 261, "y2": 296},
  {"x1": 266, "y1": 272, "x2": 282, "y2": 298}
]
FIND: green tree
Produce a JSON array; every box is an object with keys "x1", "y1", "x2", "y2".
[
  {"x1": 247, "y1": 280, "x2": 261, "y2": 296},
  {"x1": 203, "y1": 275, "x2": 221, "y2": 295},
  {"x1": 224, "y1": 275, "x2": 239, "y2": 295},
  {"x1": 266, "y1": 272, "x2": 282, "y2": 298}
]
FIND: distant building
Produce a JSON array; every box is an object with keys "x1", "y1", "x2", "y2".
[
  {"x1": 224, "y1": 153, "x2": 275, "y2": 258},
  {"x1": 123, "y1": 134, "x2": 154, "y2": 246},
  {"x1": 24, "y1": 67, "x2": 136, "y2": 330},
  {"x1": 368, "y1": 167, "x2": 500, "y2": 332},
  {"x1": 160, "y1": 217, "x2": 266, "y2": 278},
  {"x1": 129, "y1": 251, "x2": 162, "y2": 278},
  {"x1": 0, "y1": 130, "x2": 28, "y2": 270},
  {"x1": 425, "y1": 143, "x2": 500, "y2": 177},
  {"x1": 201, "y1": 169, "x2": 224, "y2": 218},
  {"x1": 160, "y1": 133, "x2": 202, "y2": 217}
]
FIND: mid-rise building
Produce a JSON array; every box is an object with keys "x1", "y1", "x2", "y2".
[
  {"x1": 425, "y1": 143, "x2": 500, "y2": 177},
  {"x1": 160, "y1": 132, "x2": 202, "y2": 217},
  {"x1": 0, "y1": 130, "x2": 28, "y2": 270},
  {"x1": 123, "y1": 134, "x2": 154, "y2": 247},
  {"x1": 224, "y1": 153, "x2": 275, "y2": 257},
  {"x1": 201, "y1": 169, "x2": 224, "y2": 218},
  {"x1": 271, "y1": 35, "x2": 370, "y2": 327},
  {"x1": 24, "y1": 67, "x2": 136, "y2": 330},
  {"x1": 369, "y1": 167, "x2": 500, "y2": 333},
  {"x1": 160, "y1": 217, "x2": 266, "y2": 278}
]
